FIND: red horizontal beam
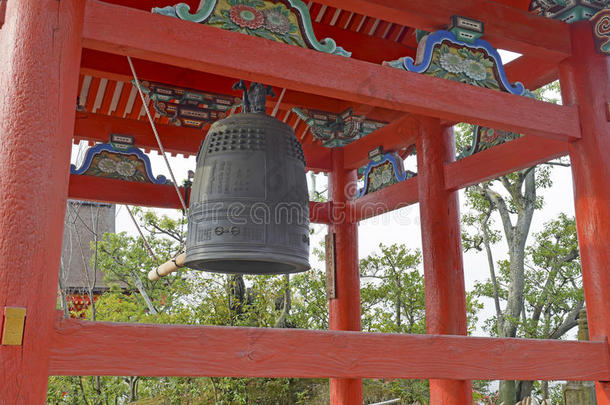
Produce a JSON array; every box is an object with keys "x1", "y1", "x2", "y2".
[
  {"x1": 68, "y1": 174, "x2": 331, "y2": 224},
  {"x1": 69, "y1": 174, "x2": 188, "y2": 209},
  {"x1": 80, "y1": 50, "x2": 403, "y2": 124},
  {"x1": 312, "y1": 0, "x2": 571, "y2": 60},
  {"x1": 444, "y1": 135, "x2": 569, "y2": 191},
  {"x1": 74, "y1": 113, "x2": 332, "y2": 172},
  {"x1": 82, "y1": 1, "x2": 580, "y2": 141},
  {"x1": 504, "y1": 56, "x2": 559, "y2": 90},
  {"x1": 49, "y1": 315, "x2": 610, "y2": 381},
  {"x1": 348, "y1": 177, "x2": 419, "y2": 222},
  {"x1": 344, "y1": 114, "x2": 419, "y2": 170}
]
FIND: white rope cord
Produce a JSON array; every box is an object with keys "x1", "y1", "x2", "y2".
[
  {"x1": 126, "y1": 56, "x2": 188, "y2": 211},
  {"x1": 125, "y1": 205, "x2": 160, "y2": 265}
]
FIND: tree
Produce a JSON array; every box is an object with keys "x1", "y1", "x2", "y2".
[{"x1": 459, "y1": 82, "x2": 578, "y2": 405}]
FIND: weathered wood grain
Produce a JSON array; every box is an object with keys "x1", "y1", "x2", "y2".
[{"x1": 49, "y1": 316, "x2": 610, "y2": 381}]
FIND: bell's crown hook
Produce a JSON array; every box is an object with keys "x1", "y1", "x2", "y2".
[{"x1": 232, "y1": 80, "x2": 276, "y2": 114}]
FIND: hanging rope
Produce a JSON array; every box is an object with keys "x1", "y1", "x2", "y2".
[
  {"x1": 126, "y1": 56, "x2": 188, "y2": 212},
  {"x1": 125, "y1": 205, "x2": 159, "y2": 265}
]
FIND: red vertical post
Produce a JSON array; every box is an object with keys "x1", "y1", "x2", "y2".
[
  {"x1": 416, "y1": 118, "x2": 472, "y2": 404},
  {"x1": 0, "y1": 0, "x2": 84, "y2": 403},
  {"x1": 559, "y1": 20, "x2": 610, "y2": 405},
  {"x1": 328, "y1": 148, "x2": 363, "y2": 405}
]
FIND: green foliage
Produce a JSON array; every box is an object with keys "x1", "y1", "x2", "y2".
[{"x1": 53, "y1": 210, "x2": 473, "y2": 404}]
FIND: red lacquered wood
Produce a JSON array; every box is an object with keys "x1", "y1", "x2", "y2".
[
  {"x1": 74, "y1": 113, "x2": 332, "y2": 171},
  {"x1": 348, "y1": 177, "x2": 418, "y2": 223},
  {"x1": 311, "y1": 21, "x2": 417, "y2": 64},
  {"x1": 504, "y1": 56, "x2": 558, "y2": 91},
  {"x1": 312, "y1": 0, "x2": 570, "y2": 60},
  {"x1": 344, "y1": 114, "x2": 419, "y2": 169},
  {"x1": 67, "y1": 175, "x2": 331, "y2": 224},
  {"x1": 0, "y1": 1, "x2": 84, "y2": 403},
  {"x1": 417, "y1": 120, "x2": 471, "y2": 404},
  {"x1": 328, "y1": 149, "x2": 363, "y2": 404},
  {"x1": 81, "y1": 1, "x2": 580, "y2": 141},
  {"x1": 559, "y1": 21, "x2": 610, "y2": 405},
  {"x1": 444, "y1": 135, "x2": 569, "y2": 191},
  {"x1": 0, "y1": 1, "x2": 5, "y2": 28},
  {"x1": 49, "y1": 315, "x2": 610, "y2": 380},
  {"x1": 79, "y1": 50, "x2": 402, "y2": 124},
  {"x1": 69, "y1": 175, "x2": 189, "y2": 209}
]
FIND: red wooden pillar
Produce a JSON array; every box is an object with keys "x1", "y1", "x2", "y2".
[
  {"x1": 559, "y1": 20, "x2": 610, "y2": 405},
  {"x1": 0, "y1": 1, "x2": 84, "y2": 403},
  {"x1": 328, "y1": 148, "x2": 363, "y2": 405},
  {"x1": 416, "y1": 119, "x2": 472, "y2": 404}
]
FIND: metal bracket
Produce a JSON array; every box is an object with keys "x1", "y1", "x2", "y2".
[
  {"x1": 1, "y1": 307, "x2": 26, "y2": 346},
  {"x1": 325, "y1": 233, "x2": 336, "y2": 299}
]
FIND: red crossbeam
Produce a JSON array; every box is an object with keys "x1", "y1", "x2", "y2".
[
  {"x1": 444, "y1": 135, "x2": 569, "y2": 191},
  {"x1": 68, "y1": 174, "x2": 331, "y2": 224},
  {"x1": 348, "y1": 177, "x2": 419, "y2": 222},
  {"x1": 82, "y1": 1, "x2": 580, "y2": 141},
  {"x1": 49, "y1": 315, "x2": 610, "y2": 381}
]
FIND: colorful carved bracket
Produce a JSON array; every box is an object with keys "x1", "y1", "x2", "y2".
[
  {"x1": 152, "y1": 0, "x2": 351, "y2": 57},
  {"x1": 139, "y1": 80, "x2": 240, "y2": 129},
  {"x1": 357, "y1": 151, "x2": 415, "y2": 197},
  {"x1": 459, "y1": 126, "x2": 521, "y2": 159},
  {"x1": 591, "y1": 9, "x2": 610, "y2": 55},
  {"x1": 529, "y1": 0, "x2": 608, "y2": 23},
  {"x1": 292, "y1": 107, "x2": 386, "y2": 148},
  {"x1": 384, "y1": 16, "x2": 526, "y2": 96},
  {"x1": 71, "y1": 141, "x2": 168, "y2": 184}
]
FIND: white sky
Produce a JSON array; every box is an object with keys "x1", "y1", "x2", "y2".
[{"x1": 71, "y1": 50, "x2": 577, "y2": 336}]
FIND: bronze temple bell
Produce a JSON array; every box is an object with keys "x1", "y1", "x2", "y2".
[{"x1": 185, "y1": 82, "x2": 311, "y2": 274}]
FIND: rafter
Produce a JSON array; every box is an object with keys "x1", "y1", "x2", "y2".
[
  {"x1": 82, "y1": 1, "x2": 581, "y2": 142},
  {"x1": 311, "y1": 0, "x2": 571, "y2": 60}
]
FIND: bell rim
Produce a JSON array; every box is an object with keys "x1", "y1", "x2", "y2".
[{"x1": 184, "y1": 251, "x2": 310, "y2": 275}]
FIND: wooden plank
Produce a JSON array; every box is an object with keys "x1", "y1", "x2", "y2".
[
  {"x1": 444, "y1": 136, "x2": 569, "y2": 191},
  {"x1": 343, "y1": 114, "x2": 419, "y2": 170},
  {"x1": 348, "y1": 177, "x2": 418, "y2": 222},
  {"x1": 68, "y1": 174, "x2": 331, "y2": 223},
  {"x1": 311, "y1": 0, "x2": 571, "y2": 60},
  {"x1": 74, "y1": 113, "x2": 332, "y2": 172},
  {"x1": 49, "y1": 316, "x2": 610, "y2": 381},
  {"x1": 82, "y1": 1, "x2": 581, "y2": 142}
]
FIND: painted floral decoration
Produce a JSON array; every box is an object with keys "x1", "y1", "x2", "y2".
[
  {"x1": 209, "y1": 0, "x2": 305, "y2": 47},
  {"x1": 463, "y1": 59, "x2": 487, "y2": 81},
  {"x1": 480, "y1": 128, "x2": 499, "y2": 143},
  {"x1": 116, "y1": 161, "x2": 137, "y2": 177},
  {"x1": 439, "y1": 53, "x2": 464, "y2": 73},
  {"x1": 98, "y1": 158, "x2": 117, "y2": 173},
  {"x1": 229, "y1": 4, "x2": 264, "y2": 29},
  {"x1": 426, "y1": 43, "x2": 499, "y2": 90},
  {"x1": 263, "y1": 8, "x2": 291, "y2": 35}
]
